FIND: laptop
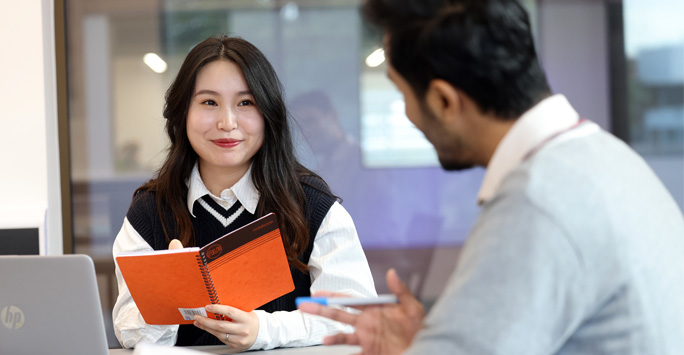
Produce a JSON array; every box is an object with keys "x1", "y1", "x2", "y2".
[{"x1": 0, "y1": 254, "x2": 109, "y2": 355}]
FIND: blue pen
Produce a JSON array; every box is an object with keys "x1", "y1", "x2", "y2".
[{"x1": 296, "y1": 294, "x2": 398, "y2": 307}]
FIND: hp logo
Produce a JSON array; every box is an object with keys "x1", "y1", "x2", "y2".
[{"x1": 1, "y1": 305, "x2": 25, "y2": 330}]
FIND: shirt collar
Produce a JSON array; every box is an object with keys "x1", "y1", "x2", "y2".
[
  {"x1": 186, "y1": 163, "x2": 260, "y2": 216},
  {"x1": 477, "y1": 94, "x2": 580, "y2": 205}
]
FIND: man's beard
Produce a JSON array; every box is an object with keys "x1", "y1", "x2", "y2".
[
  {"x1": 419, "y1": 103, "x2": 476, "y2": 172},
  {"x1": 438, "y1": 156, "x2": 475, "y2": 171}
]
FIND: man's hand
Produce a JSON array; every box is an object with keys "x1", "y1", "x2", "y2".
[{"x1": 298, "y1": 268, "x2": 425, "y2": 355}]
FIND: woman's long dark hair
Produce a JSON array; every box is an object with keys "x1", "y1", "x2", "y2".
[{"x1": 137, "y1": 35, "x2": 327, "y2": 272}]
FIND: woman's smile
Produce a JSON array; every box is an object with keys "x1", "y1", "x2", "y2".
[{"x1": 212, "y1": 138, "x2": 241, "y2": 148}]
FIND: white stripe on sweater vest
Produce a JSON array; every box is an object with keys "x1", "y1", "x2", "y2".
[{"x1": 197, "y1": 198, "x2": 245, "y2": 228}]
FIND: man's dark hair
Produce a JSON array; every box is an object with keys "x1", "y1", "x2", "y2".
[{"x1": 362, "y1": 0, "x2": 551, "y2": 119}]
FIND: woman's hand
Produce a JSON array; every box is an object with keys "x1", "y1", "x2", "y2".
[
  {"x1": 170, "y1": 239, "x2": 260, "y2": 350},
  {"x1": 168, "y1": 239, "x2": 183, "y2": 249},
  {"x1": 193, "y1": 304, "x2": 260, "y2": 351}
]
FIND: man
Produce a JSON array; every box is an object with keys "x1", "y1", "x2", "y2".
[{"x1": 298, "y1": 0, "x2": 684, "y2": 354}]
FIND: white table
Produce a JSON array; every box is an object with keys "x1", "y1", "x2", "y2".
[{"x1": 109, "y1": 344, "x2": 361, "y2": 354}]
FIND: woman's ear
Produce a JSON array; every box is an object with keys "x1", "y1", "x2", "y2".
[{"x1": 425, "y1": 79, "x2": 461, "y2": 124}]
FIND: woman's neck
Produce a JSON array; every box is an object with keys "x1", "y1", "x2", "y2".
[{"x1": 198, "y1": 163, "x2": 249, "y2": 196}]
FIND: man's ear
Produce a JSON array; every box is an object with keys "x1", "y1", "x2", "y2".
[{"x1": 425, "y1": 79, "x2": 461, "y2": 123}]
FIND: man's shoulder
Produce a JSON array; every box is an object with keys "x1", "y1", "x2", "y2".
[
  {"x1": 485, "y1": 127, "x2": 684, "y2": 264},
  {"x1": 501, "y1": 129, "x2": 639, "y2": 199}
]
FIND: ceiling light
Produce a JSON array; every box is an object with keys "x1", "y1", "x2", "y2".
[
  {"x1": 143, "y1": 53, "x2": 167, "y2": 73},
  {"x1": 365, "y1": 48, "x2": 385, "y2": 68}
]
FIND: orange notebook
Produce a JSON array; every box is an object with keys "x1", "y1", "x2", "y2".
[{"x1": 115, "y1": 213, "x2": 294, "y2": 325}]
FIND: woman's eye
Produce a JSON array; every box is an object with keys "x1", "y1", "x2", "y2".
[
  {"x1": 238, "y1": 100, "x2": 253, "y2": 106},
  {"x1": 202, "y1": 99, "x2": 217, "y2": 106}
]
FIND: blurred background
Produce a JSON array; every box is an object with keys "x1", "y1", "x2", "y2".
[{"x1": 60, "y1": 0, "x2": 683, "y2": 347}]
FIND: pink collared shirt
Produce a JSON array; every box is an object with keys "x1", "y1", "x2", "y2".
[{"x1": 478, "y1": 95, "x2": 600, "y2": 205}]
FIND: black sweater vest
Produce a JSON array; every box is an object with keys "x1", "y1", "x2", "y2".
[{"x1": 125, "y1": 176, "x2": 336, "y2": 346}]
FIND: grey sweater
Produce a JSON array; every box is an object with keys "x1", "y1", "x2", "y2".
[{"x1": 407, "y1": 129, "x2": 684, "y2": 354}]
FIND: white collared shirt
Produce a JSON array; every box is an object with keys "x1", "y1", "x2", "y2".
[
  {"x1": 186, "y1": 163, "x2": 259, "y2": 217},
  {"x1": 112, "y1": 163, "x2": 377, "y2": 350},
  {"x1": 477, "y1": 95, "x2": 600, "y2": 205}
]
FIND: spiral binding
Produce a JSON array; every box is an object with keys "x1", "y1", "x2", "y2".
[{"x1": 196, "y1": 253, "x2": 222, "y2": 320}]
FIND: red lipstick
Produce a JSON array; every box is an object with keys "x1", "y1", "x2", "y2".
[{"x1": 213, "y1": 138, "x2": 241, "y2": 148}]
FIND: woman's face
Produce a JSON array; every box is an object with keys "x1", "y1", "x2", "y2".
[{"x1": 186, "y1": 59, "x2": 265, "y2": 178}]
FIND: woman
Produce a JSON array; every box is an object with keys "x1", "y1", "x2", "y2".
[{"x1": 112, "y1": 35, "x2": 377, "y2": 351}]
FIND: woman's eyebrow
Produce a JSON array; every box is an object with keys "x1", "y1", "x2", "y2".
[
  {"x1": 194, "y1": 89, "x2": 219, "y2": 97},
  {"x1": 194, "y1": 89, "x2": 252, "y2": 97}
]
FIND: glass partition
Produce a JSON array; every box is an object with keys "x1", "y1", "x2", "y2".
[
  {"x1": 66, "y1": 1, "x2": 482, "y2": 346},
  {"x1": 63, "y1": 0, "x2": 681, "y2": 348}
]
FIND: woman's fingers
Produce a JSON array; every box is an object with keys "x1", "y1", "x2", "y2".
[
  {"x1": 194, "y1": 311, "x2": 246, "y2": 335},
  {"x1": 193, "y1": 305, "x2": 260, "y2": 350},
  {"x1": 206, "y1": 304, "x2": 248, "y2": 322},
  {"x1": 168, "y1": 239, "x2": 183, "y2": 249},
  {"x1": 193, "y1": 319, "x2": 227, "y2": 339}
]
